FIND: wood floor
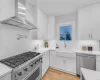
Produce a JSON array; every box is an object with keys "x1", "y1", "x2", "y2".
[{"x1": 42, "y1": 68, "x2": 80, "y2": 80}]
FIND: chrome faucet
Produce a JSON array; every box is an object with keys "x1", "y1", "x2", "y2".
[
  {"x1": 64, "y1": 31, "x2": 67, "y2": 48},
  {"x1": 64, "y1": 39, "x2": 67, "y2": 48}
]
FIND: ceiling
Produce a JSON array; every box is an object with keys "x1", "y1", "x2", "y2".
[{"x1": 28, "y1": 0, "x2": 100, "y2": 16}]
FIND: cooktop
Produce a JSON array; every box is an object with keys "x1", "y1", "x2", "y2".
[{"x1": 0, "y1": 51, "x2": 41, "y2": 68}]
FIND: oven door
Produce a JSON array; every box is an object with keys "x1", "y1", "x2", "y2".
[{"x1": 23, "y1": 63, "x2": 42, "y2": 80}]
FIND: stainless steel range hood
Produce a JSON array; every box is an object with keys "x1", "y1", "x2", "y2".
[{"x1": 1, "y1": 0, "x2": 37, "y2": 30}]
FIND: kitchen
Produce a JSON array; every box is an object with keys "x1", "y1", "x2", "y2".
[{"x1": 0, "y1": 0, "x2": 100, "y2": 80}]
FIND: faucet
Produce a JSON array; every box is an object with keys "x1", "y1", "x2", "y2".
[
  {"x1": 64, "y1": 31, "x2": 67, "y2": 48},
  {"x1": 64, "y1": 39, "x2": 67, "y2": 48}
]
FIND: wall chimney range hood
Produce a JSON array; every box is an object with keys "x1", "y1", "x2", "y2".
[{"x1": 0, "y1": 0, "x2": 37, "y2": 30}]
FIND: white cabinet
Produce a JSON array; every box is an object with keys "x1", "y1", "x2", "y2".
[
  {"x1": 64, "y1": 58, "x2": 76, "y2": 74},
  {"x1": 48, "y1": 16, "x2": 56, "y2": 40},
  {"x1": 50, "y1": 51, "x2": 76, "y2": 75},
  {"x1": 0, "y1": 73, "x2": 11, "y2": 80},
  {"x1": 78, "y1": 3, "x2": 100, "y2": 40},
  {"x1": 0, "y1": 0, "x2": 15, "y2": 21},
  {"x1": 29, "y1": 8, "x2": 48, "y2": 40},
  {"x1": 42, "y1": 51, "x2": 49, "y2": 77},
  {"x1": 96, "y1": 56, "x2": 100, "y2": 71},
  {"x1": 78, "y1": 5, "x2": 93, "y2": 40},
  {"x1": 37, "y1": 8, "x2": 48, "y2": 40},
  {"x1": 26, "y1": 3, "x2": 37, "y2": 26},
  {"x1": 90, "y1": 4, "x2": 100, "y2": 40},
  {"x1": 50, "y1": 50, "x2": 62, "y2": 69},
  {"x1": 56, "y1": 56, "x2": 76, "y2": 74}
]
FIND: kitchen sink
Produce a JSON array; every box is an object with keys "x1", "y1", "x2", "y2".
[{"x1": 56, "y1": 49, "x2": 76, "y2": 58}]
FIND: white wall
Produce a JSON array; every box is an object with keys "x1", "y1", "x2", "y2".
[
  {"x1": 55, "y1": 12, "x2": 99, "y2": 51},
  {"x1": 0, "y1": 24, "x2": 34, "y2": 60}
]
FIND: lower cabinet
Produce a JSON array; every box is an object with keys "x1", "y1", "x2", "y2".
[
  {"x1": 64, "y1": 58, "x2": 76, "y2": 74},
  {"x1": 50, "y1": 51, "x2": 76, "y2": 75},
  {"x1": 0, "y1": 73, "x2": 11, "y2": 80},
  {"x1": 42, "y1": 51, "x2": 49, "y2": 77},
  {"x1": 96, "y1": 56, "x2": 100, "y2": 71},
  {"x1": 50, "y1": 50, "x2": 63, "y2": 69}
]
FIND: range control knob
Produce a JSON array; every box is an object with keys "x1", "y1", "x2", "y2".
[
  {"x1": 17, "y1": 72, "x2": 22, "y2": 76},
  {"x1": 23, "y1": 68, "x2": 28, "y2": 71},
  {"x1": 30, "y1": 63, "x2": 33, "y2": 67},
  {"x1": 37, "y1": 60, "x2": 39, "y2": 62},
  {"x1": 35, "y1": 61, "x2": 37, "y2": 64},
  {"x1": 40, "y1": 57, "x2": 42, "y2": 60}
]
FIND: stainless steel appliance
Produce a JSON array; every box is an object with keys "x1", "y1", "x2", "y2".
[
  {"x1": 0, "y1": 0, "x2": 37, "y2": 30},
  {"x1": 76, "y1": 53, "x2": 96, "y2": 76},
  {"x1": 0, "y1": 51, "x2": 42, "y2": 80}
]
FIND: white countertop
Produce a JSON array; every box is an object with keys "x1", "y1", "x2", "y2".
[
  {"x1": 35, "y1": 48, "x2": 100, "y2": 56},
  {"x1": 36, "y1": 48, "x2": 56, "y2": 53},
  {"x1": 36, "y1": 48, "x2": 100, "y2": 55},
  {"x1": 81, "y1": 68, "x2": 100, "y2": 80},
  {"x1": 0, "y1": 63, "x2": 12, "y2": 78},
  {"x1": 74, "y1": 50, "x2": 100, "y2": 55}
]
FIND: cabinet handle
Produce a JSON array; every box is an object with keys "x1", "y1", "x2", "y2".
[
  {"x1": 91, "y1": 34, "x2": 92, "y2": 39},
  {"x1": 89, "y1": 34, "x2": 92, "y2": 39},
  {"x1": 89, "y1": 34, "x2": 90, "y2": 38}
]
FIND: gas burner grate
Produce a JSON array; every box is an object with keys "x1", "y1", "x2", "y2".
[{"x1": 0, "y1": 52, "x2": 41, "y2": 68}]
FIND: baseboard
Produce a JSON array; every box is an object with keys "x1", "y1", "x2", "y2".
[{"x1": 49, "y1": 66, "x2": 76, "y2": 75}]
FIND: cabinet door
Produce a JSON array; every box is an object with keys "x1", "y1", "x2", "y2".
[
  {"x1": 48, "y1": 16, "x2": 56, "y2": 40},
  {"x1": 0, "y1": 0, "x2": 15, "y2": 21},
  {"x1": 42, "y1": 53, "x2": 47, "y2": 76},
  {"x1": 78, "y1": 6, "x2": 92, "y2": 40},
  {"x1": 65, "y1": 58, "x2": 76, "y2": 74},
  {"x1": 55, "y1": 56, "x2": 64, "y2": 70},
  {"x1": 50, "y1": 50, "x2": 57, "y2": 67},
  {"x1": 50, "y1": 51, "x2": 65, "y2": 70},
  {"x1": 42, "y1": 51, "x2": 49, "y2": 77},
  {"x1": 96, "y1": 56, "x2": 100, "y2": 71},
  {"x1": 96, "y1": 61, "x2": 100, "y2": 71},
  {"x1": 0, "y1": 73, "x2": 11, "y2": 80},
  {"x1": 45, "y1": 51, "x2": 49, "y2": 69},
  {"x1": 37, "y1": 9, "x2": 48, "y2": 40},
  {"x1": 91, "y1": 4, "x2": 100, "y2": 40}
]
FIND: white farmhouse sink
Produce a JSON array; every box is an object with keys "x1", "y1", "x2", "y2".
[{"x1": 56, "y1": 49, "x2": 76, "y2": 58}]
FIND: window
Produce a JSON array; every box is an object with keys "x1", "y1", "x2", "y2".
[{"x1": 60, "y1": 25, "x2": 72, "y2": 41}]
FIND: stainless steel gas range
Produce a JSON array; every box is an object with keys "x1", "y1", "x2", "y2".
[{"x1": 0, "y1": 51, "x2": 42, "y2": 80}]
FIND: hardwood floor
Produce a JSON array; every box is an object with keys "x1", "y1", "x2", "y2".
[{"x1": 42, "y1": 68, "x2": 80, "y2": 80}]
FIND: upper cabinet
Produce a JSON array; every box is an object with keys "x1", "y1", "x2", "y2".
[
  {"x1": 78, "y1": 3, "x2": 100, "y2": 40},
  {"x1": 48, "y1": 16, "x2": 56, "y2": 40},
  {"x1": 30, "y1": 8, "x2": 48, "y2": 40},
  {"x1": 26, "y1": 1, "x2": 37, "y2": 26},
  {"x1": 37, "y1": 8, "x2": 48, "y2": 40},
  {"x1": 0, "y1": 0, "x2": 15, "y2": 21}
]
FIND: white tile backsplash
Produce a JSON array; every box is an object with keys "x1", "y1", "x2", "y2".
[
  {"x1": 32, "y1": 40, "x2": 99, "y2": 51},
  {"x1": 76, "y1": 40, "x2": 99, "y2": 51},
  {"x1": 56, "y1": 40, "x2": 99, "y2": 51},
  {"x1": 48, "y1": 40, "x2": 56, "y2": 48}
]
